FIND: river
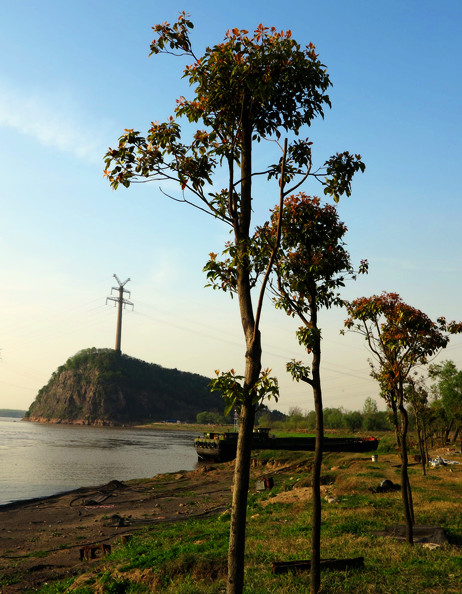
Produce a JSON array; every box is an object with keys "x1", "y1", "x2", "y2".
[{"x1": 0, "y1": 417, "x2": 199, "y2": 506}]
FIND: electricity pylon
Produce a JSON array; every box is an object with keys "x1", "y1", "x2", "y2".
[{"x1": 106, "y1": 274, "x2": 133, "y2": 354}]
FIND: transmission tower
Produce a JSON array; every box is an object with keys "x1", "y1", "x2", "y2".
[{"x1": 106, "y1": 274, "x2": 134, "y2": 354}]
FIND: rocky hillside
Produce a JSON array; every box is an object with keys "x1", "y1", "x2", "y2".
[{"x1": 25, "y1": 348, "x2": 224, "y2": 425}]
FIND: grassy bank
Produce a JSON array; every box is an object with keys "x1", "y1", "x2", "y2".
[
  {"x1": 133, "y1": 422, "x2": 235, "y2": 433},
  {"x1": 30, "y1": 439, "x2": 462, "y2": 593}
]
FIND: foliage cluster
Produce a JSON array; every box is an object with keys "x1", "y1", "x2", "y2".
[
  {"x1": 197, "y1": 403, "x2": 286, "y2": 426},
  {"x1": 196, "y1": 410, "x2": 230, "y2": 425}
]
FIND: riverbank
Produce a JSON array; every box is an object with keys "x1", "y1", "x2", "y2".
[
  {"x1": 0, "y1": 463, "x2": 236, "y2": 593},
  {"x1": 1, "y1": 446, "x2": 461, "y2": 593}
]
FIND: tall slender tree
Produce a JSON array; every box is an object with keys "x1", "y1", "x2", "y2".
[
  {"x1": 104, "y1": 14, "x2": 364, "y2": 592},
  {"x1": 344, "y1": 293, "x2": 462, "y2": 544},
  {"x1": 260, "y1": 194, "x2": 366, "y2": 593}
]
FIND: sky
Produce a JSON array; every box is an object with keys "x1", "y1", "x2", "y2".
[{"x1": 1, "y1": 0, "x2": 461, "y2": 415}]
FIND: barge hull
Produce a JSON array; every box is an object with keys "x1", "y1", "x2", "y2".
[{"x1": 194, "y1": 434, "x2": 379, "y2": 462}]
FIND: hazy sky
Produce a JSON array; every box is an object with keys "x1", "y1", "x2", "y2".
[{"x1": 1, "y1": 1, "x2": 461, "y2": 414}]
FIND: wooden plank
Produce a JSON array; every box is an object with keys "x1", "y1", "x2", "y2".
[
  {"x1": 79, "y1": 543, "x2": 112, "y2": 561},
  {"x1": 271, "y1": 556, "x2": 364, "y2": 574}
]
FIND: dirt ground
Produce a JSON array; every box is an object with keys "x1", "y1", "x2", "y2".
[{"x1": 0, "y1": 464, "x2": 236, "y2": 593}]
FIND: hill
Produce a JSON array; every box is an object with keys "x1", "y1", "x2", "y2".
[
  {"x1": 0, "y1": 409, "x2": 26, "y2": 418},
  {"x1": 25, "y1": 348, "x2": 224, "y2": 425}
]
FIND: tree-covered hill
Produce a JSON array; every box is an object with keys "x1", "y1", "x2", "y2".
[
  {"x1": 25, "y1": 348, "x2": 225, "y2": 425},
  {"x1": 0, "y1": 409, "x2": 26, "y2": 418}
]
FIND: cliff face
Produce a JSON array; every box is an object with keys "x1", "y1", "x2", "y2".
[{"x1": 25, "y1": 348, "x2": 224, "y2": 425}]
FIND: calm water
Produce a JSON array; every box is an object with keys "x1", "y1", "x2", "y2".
[{"x1": 0, "y1": 417, "x2": 199, "y2": 506}]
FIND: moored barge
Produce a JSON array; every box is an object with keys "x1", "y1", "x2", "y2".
[{"x1": 194, "y1": 428, "x2": 379, "y2": 462}]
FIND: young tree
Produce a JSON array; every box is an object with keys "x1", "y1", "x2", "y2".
[
  {"x1": 344, "y1": 292, "x2": 461, "y2": 544},
  {"x1": 261, "y1": 194, "x2": 366, "y2": 593},
  {"x1": 104, "y1": 14, "x2": 364, "y2": 593},
  {"x1": 362, "y1": 397, "x2": 389, "y2": 430},
  {"x1": 362, "y1": 396, "x2": 378, "y2": 416},
  {"x1": 405, "y1": 376, "x2": 431, "y2": 474},
  {"x1": 429, "y1": 360, "x2": 462, "y2": 446}
]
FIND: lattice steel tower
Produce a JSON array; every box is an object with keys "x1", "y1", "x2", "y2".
[{"x1": 106, "y1": 274, "x2": 134, "y2": 354}]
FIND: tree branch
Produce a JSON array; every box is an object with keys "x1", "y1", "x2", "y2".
[{"x1": 254, "y1": 139, "x2": 288, "y2": 335}]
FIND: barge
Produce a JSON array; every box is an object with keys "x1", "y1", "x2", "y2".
[{"x1": 194, "y1": 428, "x2": 379, "y2": 462}]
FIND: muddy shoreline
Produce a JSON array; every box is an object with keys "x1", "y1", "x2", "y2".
[{"x1": 0, "y1": 463, "x2": 235, "y2": 593}]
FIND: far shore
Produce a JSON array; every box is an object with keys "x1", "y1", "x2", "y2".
[{"x1": 21, "y1": 417, "x2": 235, "y2": 432}]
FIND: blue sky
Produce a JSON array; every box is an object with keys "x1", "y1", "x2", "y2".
[{"x1": 1, "y1": 0, "x2": 461, "y2": 414}]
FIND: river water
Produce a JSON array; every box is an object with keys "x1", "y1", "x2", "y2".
[{"x1": 0, "y1": 417, "x2": 199, "y2": 506}]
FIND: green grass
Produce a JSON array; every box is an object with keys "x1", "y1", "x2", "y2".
[{"x1": 0, "y1": 574, "x2": 22, "y2": 588}]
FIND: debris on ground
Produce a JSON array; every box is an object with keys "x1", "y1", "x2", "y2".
[
  {"x1": 79, "y1": 543, "x2": 112, "y2": 561},
  {"x1": 255, "y1": 477, "x2": 274, "y2": 491},
  {"x1": 372, "y1": 525, "x2": 449, "y2": 545},
  {"x1": 102, "y1": 514, "x2": 132, "y2": 527},
  {"x1": 324, "y1": 494, "x2": 339, "y2": 504},
  {"x1": 429, "y1": 456, "x2": 461, "y2": 467},
  {"x1": 373, "y1": 479, "x2": 400, "y2": 493},
  {"x1": 271, "y1": 556, "x2": 364, "y2": 574}
]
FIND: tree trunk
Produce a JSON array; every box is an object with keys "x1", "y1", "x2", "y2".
[
  {"x1": 390, "y1": 398, "x2": 401, "y2": 450},
  {"x1": 424, "y1": 422, "x2": 430, "y2": 469},
  {"x1": 422, "y1": 415, "x2": 430, "y2": 472},
  {"x1": 415, "y1": 416, "x2": 427, "y2": 476},
  {"x1": 309, "y1": 303, "x2": 323, "y2": 594},
  {"x1": 450, "y1": 425, "x2": 459, "y2": 444},
  {"x1": 226, "y1": 106, "x2": 261, "y2": 594},
  {"x1": 444, "y1": 419, "x2": 454, "y2": 444},
  {"x1": 310, "y1": 366, "x2": 323, "y2": 594},
  {"x1": 227, "y1": 401, "x2": 256, "y2": 593},
  {"x1": 226, "y1": 331, "x2": 261, "y2": 594},
  {"x1": 398, "y1": 398, "x2": 414, "y2": 544}
]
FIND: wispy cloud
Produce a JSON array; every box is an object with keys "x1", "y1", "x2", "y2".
[{"x1": 0, "y1": 79, "x2": 109, "y2": 165}]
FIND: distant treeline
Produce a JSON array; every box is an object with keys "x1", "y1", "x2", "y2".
[
  {"x1": 196, "y1": 404, "x2": 286, "y2": 427},
  {"x1": 0, "y1": 409, "x2": 26, "y2": 418},
  {"x1": 265, "y1": 398, "x2": 390, "y2": 432},
  {"x1": 197, "y1": 398, "x2": 389, "y2": 432}
]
